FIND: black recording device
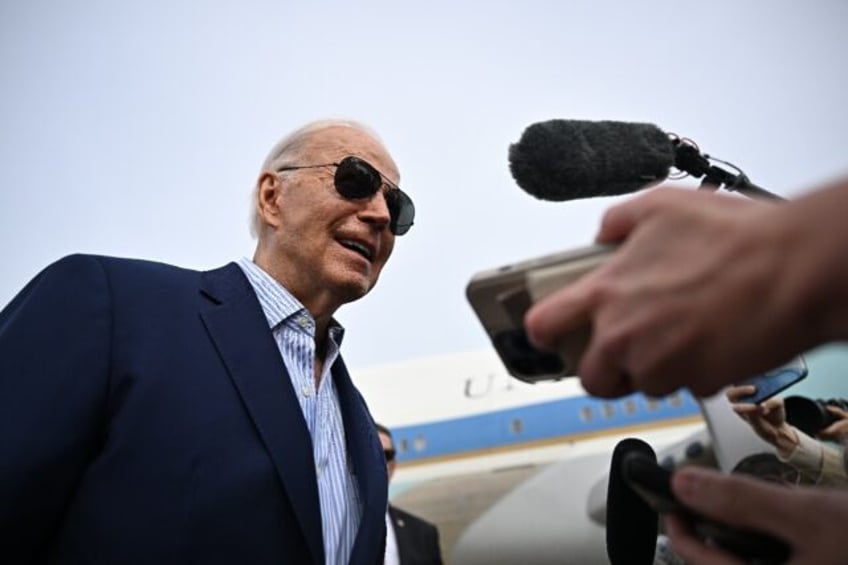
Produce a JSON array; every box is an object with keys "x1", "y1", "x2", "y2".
[
  {"x1": 606, "y1": 438, "x2": 659, "y2": 565},
  {"x1": 785, "y1": 395, "x2": 848, "y2": 436},
  {"x1": 622, "y1": 452, "x2": 791, "y2": 564}
]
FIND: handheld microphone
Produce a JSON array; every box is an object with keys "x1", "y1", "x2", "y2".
[
  {"x1": 620, "y1": 445, "x2": 793, "y2": 564},
  {"x1": 606, "y1": 438, "x2": 659, "y2": 565},
  {"x1": 509, "y1": 119, "x2": 781, "y2": 202}
]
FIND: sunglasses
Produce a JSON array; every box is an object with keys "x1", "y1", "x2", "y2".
[
  {"x1": 383, "y1": 448, "x2": 396, "y2": 462},
  {"x1": 277, "y1": 156, "x2": 415, "y2": 236}
]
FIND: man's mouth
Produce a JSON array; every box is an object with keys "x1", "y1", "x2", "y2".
[{"x1": 339, "y1": 239, "x2": 374, "y2": 261}]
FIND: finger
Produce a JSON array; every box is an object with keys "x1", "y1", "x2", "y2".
[
  {"x1": 760, "y1": 396, "x2": 784, "y2": 414},
  {"x1": 524, "y1": 280, "x2": 594, "y2": 351},
  {"x1": 817, "y1": 422, "x2": 844, "y2": 439},
  {"x1": 731, "y1": 403, "x2": 758, "y2": 416},
  {"x1": 825, "y1": 405, "x2": 848, "y2": 419},
  {"x1": 597, "y1": 203, "x2": 638, "y2": 244},
  {"x1": 595, "y1": 190, "x2": 661, "y2": 243},
  {"x1": 817, "y1": 427, "x2": 838, "y2": 440},
  {"x1": 580, "y1": 368, "x2": 634, "y2": 399},
  {"x1": 664, "y1": 514, "x2": 743, "y2": 565},
  {"x1": 596, "y1": 185, "x2": 697, "y2": 243},
  {"x1": 577, "y1": 318, "x2": 641, "y2": 398},
  {"x1": 726, "y1": 384, "x2": 756, "y2": 402},
  {"x1": 670, "y1": 467, "x2": 800, "y2": 542}
]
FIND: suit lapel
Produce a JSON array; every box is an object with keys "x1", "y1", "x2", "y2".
[
  {"x1": 198, "y1": 263, "x2": 324, "y2": 565},
  {"x1": 333, "y1": 357, "x2": 388, "y2": 565}
]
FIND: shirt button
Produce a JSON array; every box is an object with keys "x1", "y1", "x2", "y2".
[
  {"x1": 301, "y1": 385, "x2": 311, "y2": 397},
  {"x1": 298, "y1": 316, "x2": 309, "y2": 328}
]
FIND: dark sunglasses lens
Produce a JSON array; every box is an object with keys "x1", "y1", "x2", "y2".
[
  {"x1": 336, "y1": 156, "x2": 415, "y2": 236},
  {"x1": 384, "y1": 448, "x2": 396, "y2": 462},
  {"x1": 334, "y1": 157, "x2": 381, "y2": 199},
  {"x1": 386, "y1": 190, "x2": 415, "y2": 236}
]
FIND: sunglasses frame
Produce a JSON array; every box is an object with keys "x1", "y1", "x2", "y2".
[{"x1": 277, "y1": 156, "x2": 414, "y2": 235}]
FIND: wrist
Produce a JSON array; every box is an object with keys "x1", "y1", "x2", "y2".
[
  {"x1": 774, "y1": 425, "x2": 799, "y2": 456},
  {"x1": 776, "y1": 185, "x2": 848, "y2": 344}
]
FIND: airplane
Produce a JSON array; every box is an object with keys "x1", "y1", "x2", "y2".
[{"x1": 351, "y1": 346, "x2": 847, "y2": 564}]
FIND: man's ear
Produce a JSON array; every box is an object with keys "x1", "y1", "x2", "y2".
[{"x1": 256, "y1": 172, "x2": 282, "y2": 228}]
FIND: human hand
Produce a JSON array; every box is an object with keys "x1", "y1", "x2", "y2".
[
  {"x1": 665, "y1": 466, "x2": 848, "y2": 564},
  {"x1": 818, "y1": 404, "x2": 848, "y2": 442},
  {"x1": 725, "y1": 385, "x2": 797, "y2": 452},
  {"x1": 525, "y1": 186, "x2": 804, "y2": 398}
]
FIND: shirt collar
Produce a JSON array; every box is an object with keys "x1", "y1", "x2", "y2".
[{"x1": 236, "y1": 257, "x2": 345, "y2": 343}]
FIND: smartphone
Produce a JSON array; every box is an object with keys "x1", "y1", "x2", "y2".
[
  {"x1": 735, "y1": 355, "x2": 808, "y2": 404},
  {"x1": 622, "y1": 453, "x2": 791, "y2": 563},
  {"x1": 465, "y1": 244, "x2": 615, "y2": 383}
]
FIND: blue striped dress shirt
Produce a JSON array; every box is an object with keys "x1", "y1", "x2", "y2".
[{"x1": 237, "y1": 257, "x2": 361, "y2": 565}]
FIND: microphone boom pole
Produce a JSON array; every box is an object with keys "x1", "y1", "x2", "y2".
[{"x1": 671, "y1": 139, "x2": 784, "y2": 201}]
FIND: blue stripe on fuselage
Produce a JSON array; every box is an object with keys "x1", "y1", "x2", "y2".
[{"x1": 391, "y1": 391, "x2": 700, "y2": 463}]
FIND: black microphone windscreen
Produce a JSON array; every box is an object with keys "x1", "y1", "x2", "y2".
[
  {"x1": 606, "y1": 438, "x2": 659, "y2": 565},
  {"x1": 509, "y1": 119, "x2": 675, "y2": 201}
]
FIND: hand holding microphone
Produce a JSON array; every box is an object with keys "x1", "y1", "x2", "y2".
[
  {"x1": 524, "y1": 186, "x2": 786, "y2": 398},
  {"x1": 503, "y1": 117, "x2": 848, "y2": 565},
  {"x1": 510, "y1": 119, "x2": 835, "y2": 398},
  {"x1": 468, "y1": 119, "x2": 786, "y2": 390},
  {"x1": 664, "y1": 466, "x2": 848, "y2": 565},
  {"x1": 607, "y1": 438, "x2": 790, "y2": 565}
]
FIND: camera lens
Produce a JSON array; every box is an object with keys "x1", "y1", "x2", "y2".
[
  {"x1": 784, "y1": 396, "x2": 831, "y2": 436},
  {"x1": 493, "y1": 328, "x2": 565, "y2": 381}
]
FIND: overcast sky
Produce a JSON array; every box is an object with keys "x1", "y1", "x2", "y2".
[{"x1": 2, "y1": 1, "x2": 847, "y2": 372}]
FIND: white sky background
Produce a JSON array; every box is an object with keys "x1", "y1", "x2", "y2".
[{"x1": 2, "y1": 1, "x2": 847, "y2": 372}]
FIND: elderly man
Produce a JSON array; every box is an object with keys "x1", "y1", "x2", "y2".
[{"x1": 0, "y1": 119, "x2": 414, "y2": 565}]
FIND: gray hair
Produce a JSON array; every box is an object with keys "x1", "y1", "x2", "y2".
[{"x1": 249, "y1": 118, "x2": 385, "y2": 238}]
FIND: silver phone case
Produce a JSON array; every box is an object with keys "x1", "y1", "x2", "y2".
[{"x1": 466, "y1": 244, "x2": 614, "y2": 383}]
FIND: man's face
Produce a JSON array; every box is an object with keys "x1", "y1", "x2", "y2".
[
  {"x1": 378, "y1": 430, "x2": 396, "y2": 481},
  {"x1": 257, "y1": 126, "x2": 401, "y2": 308}
]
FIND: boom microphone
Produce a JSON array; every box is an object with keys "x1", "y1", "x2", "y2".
[
  {"x1": 509, "y1": 119, "x2": 780, "y2": 202},
  {"x1": 606, "y1": 438, "x2": 659, "y2": 565},
  {"x1": 509, "y1": 120, "x2": 673, "y2": 201}
]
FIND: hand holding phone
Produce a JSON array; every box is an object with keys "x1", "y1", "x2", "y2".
[
  {"x1": 735, "y1": 356, "x2": 808, "y2": 405},
  {"x1": 466, "y1": 243, "x2": 614, "y2": 383},
  {"x1": 622, "y1": 453, "x2": 791, "y2": 563}
]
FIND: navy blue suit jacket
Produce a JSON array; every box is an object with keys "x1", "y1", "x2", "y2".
[
  {"x1": 0, "y1": 254, "x2": 388, "y2": 564},
  {"x1": 388, "y1": 506, "x2": 443, "y2": 565}
]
